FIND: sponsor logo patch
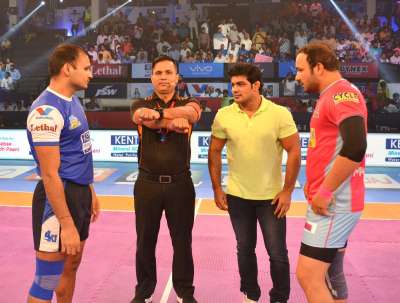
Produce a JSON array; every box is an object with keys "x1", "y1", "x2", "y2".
[
  {"x1": 304, "y1": 221, "x2": 317, "y2": 234},
  {"x1": 36, "y1": 107, "x2": 53, "y2": 116},
  {"x1": 69, "y1": 115, "x2": 81, "y2": 130},
  {"x1": 81, "y1": 130, "x2": 92, "y2": 154},
  {"x1": 44, "y1": 230, "x2": 58, "y2": 243},
  {"x1": 308, "y1": 128, "x2": 316, "y2": 148},
  {"x1": 333, "y1": 91, "x2": 360, "y2": 104},
  {"x1": 30, "y1": 124, "x2": 58, "y2": 132}
]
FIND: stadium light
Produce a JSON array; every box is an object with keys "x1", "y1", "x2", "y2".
[
  {"x1": 0, "y1": 1, "x2": 45, "y2": 43},
  {"x1": 328, "y1": 0, "x2": 375, "y2": 62},
  {"x1": 24, "y1": 0, "x2": 132, "y2": 73},
  {"x1": 74, "y1": 0, "x2": 132, "y2": 37}
]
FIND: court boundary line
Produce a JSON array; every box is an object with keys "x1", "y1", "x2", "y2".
[
  {"x1": 0, "y1": 190, "x2": 132, "y2": 197},
  {"x1": 1, "y1": 204, "x2": 400, "y2": 221},
  {"x1": 159, "y1": 198, "x2": 203, "y2": 303}
]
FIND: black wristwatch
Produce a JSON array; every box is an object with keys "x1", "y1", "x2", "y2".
[{"x1": 155, "y1": 108, "x2": 164, "y2": 120}]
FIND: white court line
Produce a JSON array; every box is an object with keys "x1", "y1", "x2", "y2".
[{"x1": 159, "y1": 198, "x2": 202, "y2": 303}]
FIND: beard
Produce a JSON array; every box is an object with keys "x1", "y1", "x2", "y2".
[
  {"x1": 299, "y1": 75, "x2": 319, "y2": 94},
  {"x1": 304, "y1": 81, "x2": 319, "y2": 93}
]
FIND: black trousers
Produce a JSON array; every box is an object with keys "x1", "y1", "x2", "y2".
[{"x1": 133, "y1": 175, "x2": 196, "y2": 299}]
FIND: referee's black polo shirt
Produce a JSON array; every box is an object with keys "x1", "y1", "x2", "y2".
[{"x1": 131, "y1": 93, "x2": 199, "y2": 175}]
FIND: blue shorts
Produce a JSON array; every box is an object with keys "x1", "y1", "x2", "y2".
[{"x1": 302, "y1": 205, "x2": 361, "y2": 248}]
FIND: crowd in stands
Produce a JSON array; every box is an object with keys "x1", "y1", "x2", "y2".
[
  {"x1": 0, "y1": 37, "x2": 24, "y2": 110},
  {"x1": 1, "y1": 0, "x2": 400, "y2": 120},
  {"x1": 79, "y1": 1, "x2": 400, "y2": 66}
]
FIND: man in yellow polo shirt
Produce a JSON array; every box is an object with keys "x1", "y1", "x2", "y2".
[{"x1": 208, "y1": 63, "x2": 301, "y2": 303}]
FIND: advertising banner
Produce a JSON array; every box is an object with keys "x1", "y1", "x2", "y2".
[
  {"x1": 179, "y1": 63, "x2": 224, "y2": 78},
  {"x1": 131, "y1": 63, "x2": 152, "y2": 79},
  {"x1": 0, "y1": 131, "x2": 32, "y2": 160},
  {"x1": 228, "y1": 63, "x2": 275, "y2": 79},
  {"x1": 128, "y1": 83, "x2": 154, "y2": 99},
  {"x1": 1, "y1": 130, "x2": 399, "y2": 167},
  {"x1": 85, "y1": 83, "x2": 127, "y2": 99},
  {"x1": 92, "y1": 64, "x2": 128, "y2": 78},
  {"x1": 340, "y1": 63, "x2": 378, "y2": 79}
]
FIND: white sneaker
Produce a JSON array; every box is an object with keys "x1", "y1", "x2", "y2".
[
  {"x1": 243, "y1": 294, "x2": 258, "y2": 303},
  {"x1": 131, "y1": 295, "x2": 153, "y2": 303},
  {"x1": 144, "y1": 296, "x2": 153, "y2": 303}
]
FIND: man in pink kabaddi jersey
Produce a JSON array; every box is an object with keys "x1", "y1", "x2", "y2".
[{"x1": 295, "y1": 43, "x2": 367, "y2": 303}]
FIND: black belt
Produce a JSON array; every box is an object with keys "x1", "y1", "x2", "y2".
[{"x1": 138, "y1": 170, "x2": 191, "y2": 184}]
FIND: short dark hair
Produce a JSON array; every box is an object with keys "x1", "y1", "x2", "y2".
[
  {"x1": 228, "y1": 63, "x2": 263, "y2": 93},
  {"x1": 48, "y1": 44, "x2": 87, "y2": 77},
  {"x1": 152, "y1": 55, "x2": 178, "y2": 72},
  {"x1": 297, "y1": 42, "x2": 339, "y2": 71}
]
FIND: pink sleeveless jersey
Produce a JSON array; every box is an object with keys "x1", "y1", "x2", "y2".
[{"x1": 306, "y1": 79, "x2": 368, "y2": 213}]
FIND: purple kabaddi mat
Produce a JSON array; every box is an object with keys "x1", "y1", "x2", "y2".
[{"x1": 0, "y1": 207, "x2": 399, "y2": 302}]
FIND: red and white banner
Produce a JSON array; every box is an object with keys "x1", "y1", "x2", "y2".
[{"x1": 92, "y1": 64, "x2": 128, "y2": 78}]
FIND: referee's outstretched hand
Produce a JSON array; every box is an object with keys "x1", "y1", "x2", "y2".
[
  {"x1": 168, "y1": 118, "x2": 190, "y2": 133},
  {"x1": 137, "y1": 108, "x2": 160, "y2": 122}
]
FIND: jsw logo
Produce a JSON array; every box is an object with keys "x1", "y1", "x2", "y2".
[
  {"x1": 44, "y1": 230, "x2": 58, "y2": 243},
  {"x1": 189, "y1": 65, "x2": 213, "y2": 72},
  {"x1": 95, "y1": 85, "x2": 118, "y2": 97}
]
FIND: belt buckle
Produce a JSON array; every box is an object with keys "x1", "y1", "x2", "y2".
[{"x1": 159, "y1": 175, "x2": 172, "y2": 183}]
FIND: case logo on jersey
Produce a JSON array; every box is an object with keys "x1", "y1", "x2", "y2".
[
  {"x1": 69, "y1": 115, "x2": 81, "y2": 130},
  {"x1": 333, "y1": 92, "x2": 359, "y2": 105},
  {"x1": 36, "y1": 107, "x2": 53, "y2": 116}
]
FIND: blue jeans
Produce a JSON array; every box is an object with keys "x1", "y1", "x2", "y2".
[{"x1": 227, "y1": 194, "x2": 290, "y2": 302}]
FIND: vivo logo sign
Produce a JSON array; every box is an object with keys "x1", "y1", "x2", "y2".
[
  {"x1": 189, "y1": 65, "x2": 213, "y2": 72},
  {"x1": 179, "y1": 63, "x2": 224, "y2": 78}
]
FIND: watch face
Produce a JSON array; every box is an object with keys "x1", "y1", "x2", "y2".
[{"x1": 158, "y1": 108, "x2": 164, "y2": 119}]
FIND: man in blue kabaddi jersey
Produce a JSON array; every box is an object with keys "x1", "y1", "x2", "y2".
[{"x1": 26, "y1": 44, "x2": 100, "y2": 303}]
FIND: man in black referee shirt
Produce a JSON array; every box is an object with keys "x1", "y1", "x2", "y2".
[{"x1": 130, "y1": 55, "x2": 201, "y2": 303}]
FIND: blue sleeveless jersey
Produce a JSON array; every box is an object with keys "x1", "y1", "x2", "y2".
[{"x1": 27, "y1": 88, "x2": 93, "y2": 185}]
